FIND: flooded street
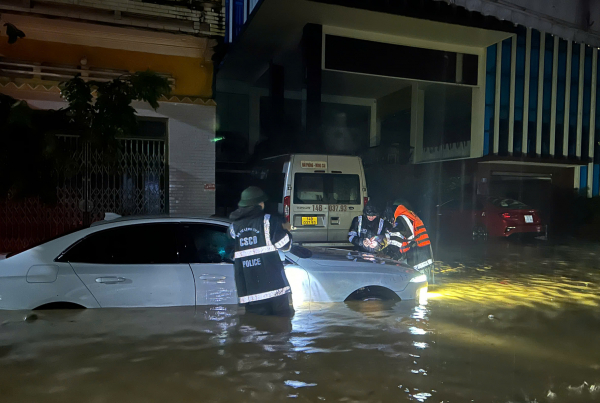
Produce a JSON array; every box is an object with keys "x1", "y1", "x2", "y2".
[{"x1": 1, "y1": 242, "x2": 600, "y2": 403}]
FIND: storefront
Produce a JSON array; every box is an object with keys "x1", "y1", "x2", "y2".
[{"x1": 0, "y1": 11, "x2": 219, "y2": 251}]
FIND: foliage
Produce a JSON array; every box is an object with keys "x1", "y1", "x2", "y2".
[
  {"x1": 3, "y1": 22, "x2": 25, "y2": 44},
  {"x1": 0, "y1": 71, "x2": 171, "y2": 203},
  {"x1": 61, "y1": 72, "x2": 170, "y2": 150}
]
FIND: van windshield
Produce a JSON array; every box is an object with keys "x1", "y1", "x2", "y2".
[{"x1": 294, "y1": 173, "x2": 360, "y2": 204}]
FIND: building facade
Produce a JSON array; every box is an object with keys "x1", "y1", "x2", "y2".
[
  {"x1": 0, "y1": 0, "x2": 225, "y2": 252},
  {"x1": 215, "y1": 0, "x2": 600, "y2": 232}
]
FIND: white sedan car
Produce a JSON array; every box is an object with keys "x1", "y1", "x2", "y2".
[{"x1": 0, "y1": 217, "x2": 428, "y2": 310}]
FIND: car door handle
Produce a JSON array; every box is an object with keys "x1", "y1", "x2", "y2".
[
  {"x1": 95, "y1": 276, "x2": 127, "y2": 284},
  {"x1": 330, "y1": 217, "x2": 340, "y2": 225},
  {"x1": 199, "y1": 274, "x2": 227, "y2": 283}
]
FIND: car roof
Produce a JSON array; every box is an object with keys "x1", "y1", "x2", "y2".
[{"x1": 90, "y1": 215, "x2": 231, "y2": 227}]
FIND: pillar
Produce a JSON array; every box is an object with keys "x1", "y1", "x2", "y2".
[
  {"x1": 269, "y1": 62, "x2": 285, "y2": 135},
  {"x1": 302, "y1": 23, "x2": 322, "y2": 143}
]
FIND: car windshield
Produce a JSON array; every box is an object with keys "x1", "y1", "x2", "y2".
[
  {"x1": 489, "y1": 198, "x2": 530, "y2": 209},
  {"x1": 288, "y1": 245, "x2": 313, "y2": 259}
]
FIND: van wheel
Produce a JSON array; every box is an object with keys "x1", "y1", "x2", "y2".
[{"x1": 472, "y1": 225, "x2": 488, "y2": 242}]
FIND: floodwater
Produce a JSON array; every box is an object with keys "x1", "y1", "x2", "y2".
[{"x1": 1, "y1": 243, "x2": 600, "y2": 403}]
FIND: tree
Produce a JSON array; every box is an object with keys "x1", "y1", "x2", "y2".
[{"x1": 0, "y1": 71, "x2": 171, "y2": 203}]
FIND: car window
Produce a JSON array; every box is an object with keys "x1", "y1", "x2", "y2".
[
  {"x1": 58, "y1": 223, "x2": 179, "y2": 264},
  {"x1": 180, "y1": 223, "x2": 234, "y2": 264}
]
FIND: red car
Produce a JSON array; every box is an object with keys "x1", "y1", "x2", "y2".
[{"x1": 434, "y1": 196, "x2": 544, "y2": 241}]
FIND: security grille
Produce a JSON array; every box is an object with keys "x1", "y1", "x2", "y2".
[{"x1": 0, "y1": 135, "x2": 167, "y2": 253}]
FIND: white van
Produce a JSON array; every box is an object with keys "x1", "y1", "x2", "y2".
[{"x1": 253, "y1": 154, "x2": 368, "y2": 245}]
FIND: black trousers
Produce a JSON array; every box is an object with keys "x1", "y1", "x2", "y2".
[
  {"x1": 245, "y1": 294, "x2": 295, "y2": 317},
  {"x1": 407, "y1": 245, "x2": 432, "y2": 265}
]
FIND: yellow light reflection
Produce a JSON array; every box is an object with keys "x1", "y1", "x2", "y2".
[
  {"x1": 428, "y1": 261, "x2": 600, "y2": 309},
  {"x1": 418, "y1": 287, "x2": 428, "y2": 306}
]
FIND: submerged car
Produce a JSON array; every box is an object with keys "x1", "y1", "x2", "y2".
[
  {"x1": 435, "y1": 196, "x2": 544, "y2": 241},
  {"x1": 0, "y1": 216, "x2": 427, "y2": 310}
]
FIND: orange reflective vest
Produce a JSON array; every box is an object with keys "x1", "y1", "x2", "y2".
[{"x1": 393, "y1": 205, "x2": 431, "y2": 249}]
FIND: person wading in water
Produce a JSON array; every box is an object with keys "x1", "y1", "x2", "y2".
[{"x1": 228, "y1": 186, "x2": 294, "y2": 316}]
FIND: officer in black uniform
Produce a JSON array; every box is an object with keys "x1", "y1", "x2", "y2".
[
  {"x1": 228, "y1": 186, "x2": 294, "y2": 316},
  {"x1": 348, "y1": 203, "x2": 391, "y2": 253}
]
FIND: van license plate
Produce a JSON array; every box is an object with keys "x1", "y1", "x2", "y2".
[
  {"x1": 302, "y1": 217, "x2": 318, "y2": 226},
  {"x1": 524, "y1": 215, "x2": 533, "y2": 223},
  {"x1": 329, "y1": 205, "x2": 348, "y2": 212}
]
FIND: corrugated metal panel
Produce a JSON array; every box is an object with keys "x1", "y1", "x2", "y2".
[{"x1": 434, "y1": 0, "x2": 600, "y2": 48}]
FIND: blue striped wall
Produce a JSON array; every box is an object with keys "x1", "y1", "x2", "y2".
[{"x1": 484, "y1": 27, "x2": 600, "y2": 197}]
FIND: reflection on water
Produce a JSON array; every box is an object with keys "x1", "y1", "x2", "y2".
[{"x1": 1, "y1": 244, "x2": 600, "y2": 402}]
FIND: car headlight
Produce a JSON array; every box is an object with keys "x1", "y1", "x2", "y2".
[{"x1": 410, "y1": 274, "x2": 427, "y2": 283}]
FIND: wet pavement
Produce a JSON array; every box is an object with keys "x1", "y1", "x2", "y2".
[{"x1": 1, "y1": 241, "x2": 599, "y2": 403}]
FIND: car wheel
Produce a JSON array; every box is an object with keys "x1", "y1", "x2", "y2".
[
  {"x1": 345, "y1": 286, "x2": 401, "y2": 303},
  {"x1": 472, "y1": 225, "x2": 488, "y2": 242},
  {"x1": 33, "y1": 302, "x2": 86, "y2": 310},
  {"x1": 361, "y1": 296, "x2": 384, "y2": 302}
]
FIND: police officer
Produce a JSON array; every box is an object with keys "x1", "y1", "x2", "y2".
[
  {"x1": 228, "y1": 186, "x2": 294, "y2": 316},
  {"x1": 348, "y1": 203, "x2": 391, "y2": 253},
  {"x1": 383, "y1": 202, "x2": 406, "y2": 261}
]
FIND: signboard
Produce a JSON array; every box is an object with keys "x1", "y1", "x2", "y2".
[
  {"x1": 301, "y1": 161, "x2": 327, "y2": 169},
  {"x1": 204, "y1": 183, "x2": 216, "y2": 191}
]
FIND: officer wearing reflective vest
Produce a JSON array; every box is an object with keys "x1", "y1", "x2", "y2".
[
  {"x1": 228, "y1": 186, "x2": 294, "y2": 316},
  {"x1": 348, "y1": 203, "x2": 391, "y2": 253},
  {"x1": 388, "y1": 203, "x2": 433, "y2": 271}
]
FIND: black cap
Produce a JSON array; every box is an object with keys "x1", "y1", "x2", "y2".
[{"x1": 364, "y1": 203, "x2": 378, "y2": 216}]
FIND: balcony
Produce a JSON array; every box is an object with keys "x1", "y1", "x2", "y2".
[
  {"x1": 0, "y1": 58, "x2": 175, "y2": 85},
  {"x1": 0, "y1": 0, "x2": 225, "y2": 36}
]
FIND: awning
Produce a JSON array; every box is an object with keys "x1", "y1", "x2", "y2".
[
  {"x1": 219, "y1": 0, "x2": 513, "y2": 86},
  {"x1": 478, "y1": 155, "x2": 588, "y2": 168}
]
